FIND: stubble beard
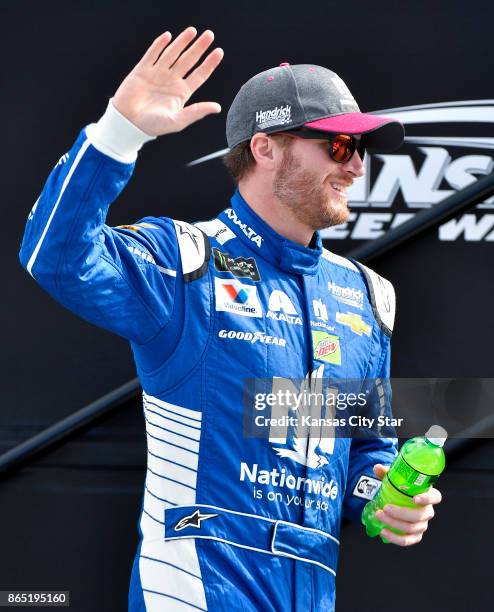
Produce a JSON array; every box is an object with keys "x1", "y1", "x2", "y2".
[{"x1": 272, "y1": 146, "x2": 350, "y2": 231}]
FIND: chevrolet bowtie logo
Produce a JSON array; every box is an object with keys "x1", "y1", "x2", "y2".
[
  {"x1": 174, "y1": 509, "x2": 219, "y2": 531},
  {"x1": 336, "y1": 312, "x2": 372, "y2": 337}
]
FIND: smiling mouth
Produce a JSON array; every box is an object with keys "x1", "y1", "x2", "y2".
[{"x1": 329, "y1": 182, "x2": 348, "y2": 198}]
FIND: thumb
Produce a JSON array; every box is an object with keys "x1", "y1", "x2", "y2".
[
  {"x1": 177, "y1": 101, "x2": 222, "y2": 130},
  {"x1": 373, "y1": 464, "x2": 390, "y2": 481}
]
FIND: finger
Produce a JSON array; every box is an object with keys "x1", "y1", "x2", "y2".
[
  {"x1": 171, "y1": 30, "x2": 215, "y2": 77},
  {"x1": 155, "y1": 26, "x2": 197, "y2": 69},
  {"x1": 372, "y1": 464, "x2": 390, "y2": 480},
  {"x1": 376, "y1": 510, "x2": 428, "y2": 535},
  {"x1": 381, "y1": 529, "x2": 423, "y2": 547},
  {"x1": 414, "y1": 488, "x2": 442, "y2": 505},
  {"x1": 137, "y1": 32, "x2": 172, "y2": 68},
  {"x1": 178, "y1": 101, "x2": 222, "y2": 129},
  {"x1": 186, "y1": 47, "x2": 224, "y2": 93},
  {"x1": 383, "y1": 504, "x2": 435, "y2": 523}
]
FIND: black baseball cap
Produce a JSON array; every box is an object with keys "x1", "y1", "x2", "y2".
[{"x1": 226, "y1": 63, "x2": 404, "y2": 152}]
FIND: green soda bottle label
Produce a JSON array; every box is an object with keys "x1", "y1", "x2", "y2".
[{"x1": 388, "y1": 455, "x2": 438, "y2": 497}]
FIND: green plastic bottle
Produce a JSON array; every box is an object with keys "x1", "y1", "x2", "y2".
[{"x1": 361, "y1": 425, "x2": 447, "y2": 541}]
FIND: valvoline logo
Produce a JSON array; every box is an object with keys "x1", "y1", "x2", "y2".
[
  {"x1": 222, "y1": 283, "x2": 251, "y2": 304},
  {"x1": 215, "y1": 278, "x2": 263, "y2": 318}
]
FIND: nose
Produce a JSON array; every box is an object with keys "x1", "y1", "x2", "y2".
[{"x1": 344, "y1": 150, "x2": 365, "y2": 178}]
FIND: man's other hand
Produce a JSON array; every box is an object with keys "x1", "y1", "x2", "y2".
[
  {"x1": 113, "y1": 27, "x2": 224, "y2": 136},
  {"x1": 372, "y1": 463, "x2": 442, "y2": 546}
]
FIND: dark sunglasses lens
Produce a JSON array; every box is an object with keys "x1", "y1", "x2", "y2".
[{"x1": 330, "y1": 135, "x2": 355, "y2": 163}]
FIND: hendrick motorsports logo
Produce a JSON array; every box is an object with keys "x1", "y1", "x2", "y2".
[
  {"x1": 256, "y1": 104, "x2": 292, "y2": 129},
  {"x1": 189, "y1": 100, "x2": 494, "y2": 242}
]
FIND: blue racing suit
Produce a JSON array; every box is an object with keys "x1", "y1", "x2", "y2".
[{"x1": 19, "y1": 104, "x2": 398, "y2": 612}]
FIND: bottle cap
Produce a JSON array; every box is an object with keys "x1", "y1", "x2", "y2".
[{"x1": 425, "y1": 425, "x2": 448, "y2": 447}]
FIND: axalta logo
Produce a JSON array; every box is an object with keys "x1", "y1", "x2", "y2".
[
  {"x1": 320, "y1": 100, "x2": 494, "y2": 242},
  {"x1": 328, "y1": 281, "x2": 364, "y2": 309},
  {"x1": 224, "y1": 208, "x2": 263, "y2": 248},
  {"x1": 218, "y1": 329, "x2": 286, "y2": 347},
  {"x1": 267, "y1": 290, "x2": 302, "y2": 325},
  {"x1": 255, "y1": 104, "x2": 292, "y2": 129},
  {"x1": 215, "y1": 278, "x2": 262, "y2": 318}
]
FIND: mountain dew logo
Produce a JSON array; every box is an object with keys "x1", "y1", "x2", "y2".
[{"x1": 312, "y1": 331, "x2": 342, "y2": 365}]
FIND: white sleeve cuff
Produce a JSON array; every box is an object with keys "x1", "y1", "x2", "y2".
[{"x1": 85, "y1": 99, "x2": 156, "y2": 164}]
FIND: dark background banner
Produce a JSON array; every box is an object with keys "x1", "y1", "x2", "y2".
[{"x1": 2, "y1": 1, "x2": 493, "y2": 610}]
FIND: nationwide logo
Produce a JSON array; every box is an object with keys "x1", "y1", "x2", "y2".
[
  {"x1": 336, "y1": 312, "x2": 372, "y2": 336},
  {"x1": 312, "y1": 331, "x2": 342, "y2": 365},
  {"x1": 255, "y1": 104, "x2": 292, "y2": 129},
  {"x1": 218, "y1": 329, "x2": 286, "y2": 347},
  {"x1": 328, "y1": 281, "x2": 364, "y2": 310},
  {"x1": 267, "y1": 290, "x2": 302, "y2": 325},
  {"x1": 213, "y1": 248, "x2": 261, "y2": 281},
  {"x1": 215, "y1": 278, "x2": 263, "y2": 318},
  {"x1": 189, "y1": 100, "x2": 494, "y2": 243},
  {"x1": 174, "y1": 509, "x2": 219, "y2": 531},
  {"x1": 224, "y1": 208, "x2": 263, "y2": 248},
  {"x1": 312, "y1": 298, "x2": 329, "y2": 322},
  {"x1": 240, "y1": 462, "x2": 338, "y2": 501}
]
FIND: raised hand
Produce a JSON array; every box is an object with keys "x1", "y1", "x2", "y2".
[{"x1": 113, "y1": 27, "x2": 224, "y2": 136}]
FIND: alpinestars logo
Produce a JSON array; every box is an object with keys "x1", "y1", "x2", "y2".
[
  {"x1": 256, "y1": 105, "x2": 292, "y2": 129},
  {"x1": 213, "y1": 248, "x2": 261, "y2": 281},
  {"x1": 174, "y1": 509, "x2": 219, "y2": 531}
]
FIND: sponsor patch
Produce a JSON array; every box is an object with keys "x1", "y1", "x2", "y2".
[
  {"x1": 218, "y1": 329, "x2": 286, "y2": 347},
  {"x1": 224, "y1": 208, "x2": 263, "y2": 248},
  {"x1": 267, "y1": 290, "x2": 302, "y2": 325},
  {"x1": 336, "y1": 312, "x2": 372, "y2": 336},
  {"x1": 215, "y1": 278, "x2": 262, "y2": 318},
  {"x1": 174, "y1": 509, "x2": 219, "y2": 531},
  {"x1": 256, "y1": 104, "x2": 292, "y2": 129},
  {"x1": 312, "y1": 298, "x2": 328, "y2": 321},
  {"x1": 213, "y1": 248, "x2": 261, "y2": 281},
  {"x1": 328, "y1": 281, "x2": 364, "y2": 310},
  {"x1": 312, "y1": 331, "x2": 342, "y2": 365},
  {"x1": 353, "y1": 475, "x2": 382, "y2": 500}
]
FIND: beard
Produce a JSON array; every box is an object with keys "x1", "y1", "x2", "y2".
[{"x1": 272, "y1": 146, "x2": 350, "y2": 231}]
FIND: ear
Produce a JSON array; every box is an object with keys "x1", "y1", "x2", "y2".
[{"x1": 250, "y1": 133, "x2": 278, "y2": 170}]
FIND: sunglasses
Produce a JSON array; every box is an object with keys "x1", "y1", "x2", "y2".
[{"x1": 279, "y1": 129, "x2": 365, "y2": 164}]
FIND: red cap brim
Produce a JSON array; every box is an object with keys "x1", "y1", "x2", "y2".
[{"x1": 304, "y1": 113, "x2": 404, "y2": 152}]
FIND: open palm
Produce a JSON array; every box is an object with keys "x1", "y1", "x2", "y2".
[{"x1": 113, "y1": 27, "x2": 224, "y2": 136}]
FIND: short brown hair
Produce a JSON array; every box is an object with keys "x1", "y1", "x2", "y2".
[
  {"x1": 223, "y1": 134, "x2": 294, "y2": 184},
  {"x1": 222, "y1": 141, "x2": 255, "y2": 183}
]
